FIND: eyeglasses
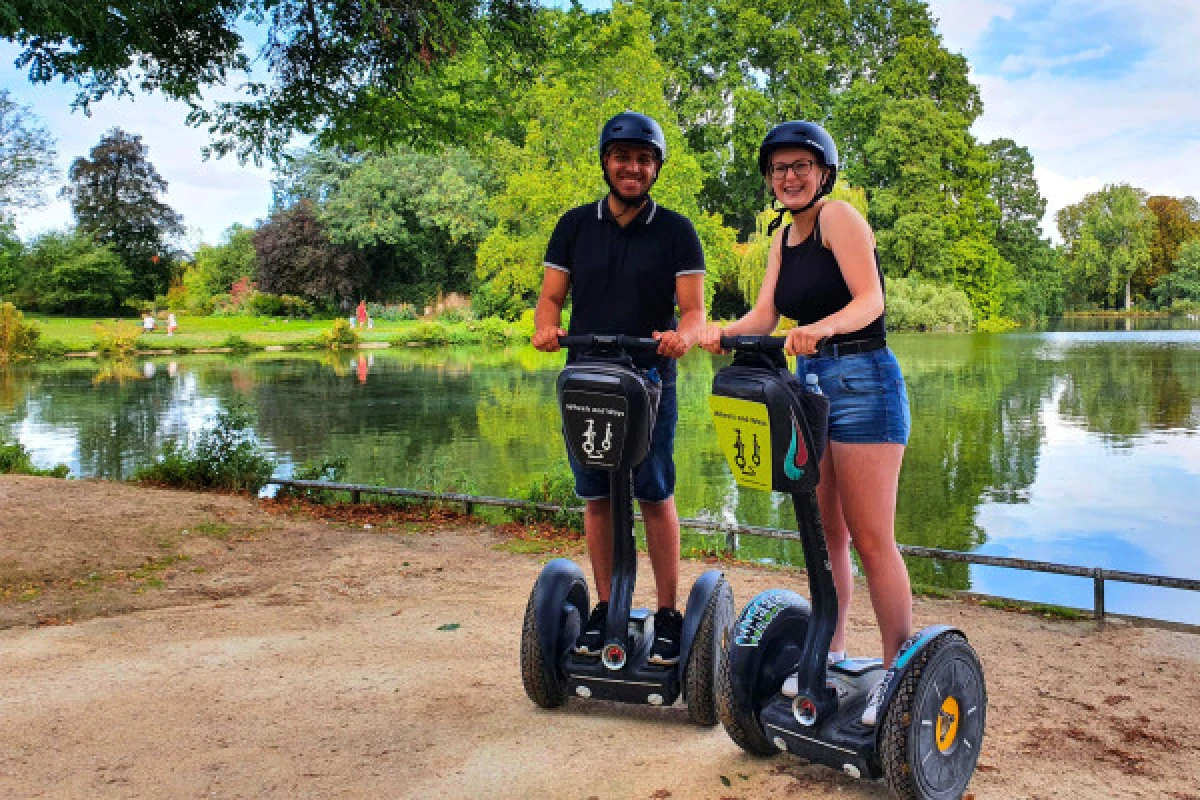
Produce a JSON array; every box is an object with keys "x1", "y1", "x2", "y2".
[
  {"x1": 607, "y1": 150, "x2": 658, "y2": 169},
  {"x1": 770, "y1": 159, "x2": 817, "y2": 180}
]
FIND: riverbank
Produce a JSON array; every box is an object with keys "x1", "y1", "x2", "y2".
[{"x1": 2, "y1": 476, "x2": 1198, "y2": 799}]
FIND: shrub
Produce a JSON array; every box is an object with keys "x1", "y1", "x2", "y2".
[
  {"x1": 133, "y1": 407, "x2": 275, "y2": 492},
  {"x1": 369, "y1": 302, "x2": 417, "y2": 321},
  {"x1": 220, "y1": 334, "x2": 255, "y2": 353},
  {"x1": 886, "y1": 277, "x2": 975, "y2": 332},
  {"x1": 280, "y1": 456, "x2": 349, "y2": 502},
  {"x1": 403, "y1": 321, "x2": 451, "y2": 345},
  {"x1": 477, "y1": 317, "x2": 511, "y2": 345},
  {"x1": 509, "y1": 466, "x2": 580, "y2": 528},
  {"x1": 0, "y1": 302, "x2": 41, "y2": 362},
  {"x1": 316, "y1": 317, "x2": 359, "y2": 349},
  {"x1": 93, "y1": 320, "x2": 142, "y2": 357},
  {"x1": 0, "y1": 441, "x2": 69, "y2": 478}
]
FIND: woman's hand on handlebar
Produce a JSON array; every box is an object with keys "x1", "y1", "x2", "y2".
[
  {"x1": 653, "y1": 329, "x2": 692, "y2": 359},
  {"x1": 532, "y1": 326, "x2": 566, "y2": 352},
  {"x1": 784, "y1": 323, "x2": 835, "y2": 357},
  {"x1": 698, "y1": 322, "x2": 728, "y2": 355}
]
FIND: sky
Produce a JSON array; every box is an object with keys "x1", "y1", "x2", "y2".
[{"x1": 3, "y1": 0, "x2": 1198, "y2": 248}]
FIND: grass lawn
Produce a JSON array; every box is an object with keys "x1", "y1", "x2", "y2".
[{"x1": 29, "y1": 314, "x2": 423, "y2": 352}]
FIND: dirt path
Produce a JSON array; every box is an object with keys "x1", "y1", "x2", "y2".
[{"x1": 2, "y1": 476, "x2": 1198, "y2": 799}]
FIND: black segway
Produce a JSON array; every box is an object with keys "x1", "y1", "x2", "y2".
[
  {"x1": 520, "y1": 334, "x2": 735, "y2": 725},
  {"x1": 710, "y1": 335, "x2": 986, "y2": 800}
]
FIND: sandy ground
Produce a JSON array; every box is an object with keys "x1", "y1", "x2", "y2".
[{"x1": 1, "y1": 475, "x2": 1198, "y2": 800}]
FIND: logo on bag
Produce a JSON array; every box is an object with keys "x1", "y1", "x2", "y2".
[
  {"x1": 581, "y1": 419, "x2": 614, "y2": 459},
  {"x1": 784, "y1": 410, "x2": 808, "y2": 481},
  {"x1": 709, "y1": 396, "x2": 772, "y2": 491}
]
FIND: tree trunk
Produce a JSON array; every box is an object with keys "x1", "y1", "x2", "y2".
[{"x1": 1125, "y1": 276, "x2": 1132, "y2": 311}]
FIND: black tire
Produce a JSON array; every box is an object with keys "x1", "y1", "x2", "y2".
[
  {"x1": 715, "y1": 637, "x2": 778, "y2": 755},
  {"x1": 881, "y1": 633, "x2": 987, "y2": 800},
  {"x1": 684, "y1": 577, "x2": 734, "y2": 726},
  {"x1": 520, "y1": 582, "x2": 573, "y2": 709}
]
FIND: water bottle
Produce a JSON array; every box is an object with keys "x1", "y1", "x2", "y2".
[{"x1": 804, "y1": 373, "x2": 823, "y2": 396}]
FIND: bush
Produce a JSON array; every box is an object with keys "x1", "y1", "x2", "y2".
[
  {"x1": 279, "y1": 456, "x2": 349, "y2": 502},
  {"x1": 316, "y1": 317, "x2": 360, "y2": 349},
  {"x1": 0, "y1": 302, "x2": 41, "y2": 362},
  {"x1": 368, "y1": 302, "x2": 417, "y2": 321},
  {"x1": 509, "y1": 467, "x2": 580, "y2": 528},
  {"x1": 0, "y1": 441, "x2": 69, "y2": 478},
  {"x1": 220, "y1": 334, "x2": 255, "y2": 353},
  {"x1": 402, "y1": 321, "x2": 451, "y2": 345},
  {"x1": 886, "y1": 277, "x2": 975, "y2": 332},
  {"x1": 93, "y1": 320, "x2": 142, "y2": 357},
  {"x1": 247, "y1": 291, "x2": 316, "y2": 318},
  {"x1": 133, "y1": 407, "x2": 275, "y2": 492}
]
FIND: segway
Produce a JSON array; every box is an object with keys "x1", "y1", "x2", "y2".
[
  {"x1": 710, "y1": 336, "x2": 986, "y2": 799},
  {"x1": 520, "y1": 334, "x2": 735, "y2": 725}
]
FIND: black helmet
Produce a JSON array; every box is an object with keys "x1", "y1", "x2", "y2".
[
  {"x1": 758, "y1": 121, "x2": 839, "y2": 215},
  {"x1": 599, "y1": 111, "x2": 667, "y2": 165}
]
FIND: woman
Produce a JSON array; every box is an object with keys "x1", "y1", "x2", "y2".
[{"x1": 700, "y1": 121, "x2": 912, "y2": 726}]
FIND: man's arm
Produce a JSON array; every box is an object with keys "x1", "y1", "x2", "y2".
[
  {"x1": 655, "y1": 272, "x2": 705, "y2": 358},
  {"x1": 532, "y1": 267, "x2": 570, "y2": 352}
]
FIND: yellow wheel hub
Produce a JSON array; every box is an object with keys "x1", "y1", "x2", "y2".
[{"x1": 936, "y1": 696, "x2": 960, "y2": 753}]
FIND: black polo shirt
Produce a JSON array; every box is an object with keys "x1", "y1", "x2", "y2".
[{"x1": 544, "y1": 196, "x2": 705, "y2": 379}]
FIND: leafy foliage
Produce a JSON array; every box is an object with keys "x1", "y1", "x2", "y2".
[
  {"x1": 1152, "y1": 240, "x2": 1200, "y2": 310},
  {"x1": 0, "y1": 88, "x2": 57, "y2": 211},
  {"x1": 253, "y1": 199, "x2": 367, "y2": 302},
  {"x1": 0, "y1": 301, "x2": 40, "y2": 361},
  {"x1": 1143, "y1": 195, "x2": 1200, "y2": 299},
  {"x1": 93, "y1": 321, "x2": 142, "y2": 357},
  {"x1": 0, "y1": 440, "x2": 68, "y2": 477},
  {"x1": 62, "y1": 128, "x2": 183, "y2": 300},
  {"x1": 133, "y1": 406, "x2": 275, "y2": 492},
  {"x1": 884, "y1": 278, "x2": 974, "y2": 331},
  {"x1": 10, "y1": 230, "x2": 133, "y2": 315},
  {"x1": 183, "y1": 223, "x2": 257, "y2": 310},
  {"x1": 1057, "y1": 184, "x2": 1155, "y2": 310},
  {"x1": 316, "y1": 318, "x2": 360, "y2": 350}
]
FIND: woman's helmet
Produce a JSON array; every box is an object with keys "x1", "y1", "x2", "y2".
[
  {"x1": 758, "y1": 120, "x2": 839, "y2": 210},
  {"x1": 599, "y1": 111, "x2": 668, "y2": 165}
]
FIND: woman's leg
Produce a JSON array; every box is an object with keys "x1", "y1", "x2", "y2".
[
  {"x1": 815, "y1": 448, "x2": 855, "y2": 655},
  {"x1": 830, "y1": 441, "x2": 910, "y2": 665}
]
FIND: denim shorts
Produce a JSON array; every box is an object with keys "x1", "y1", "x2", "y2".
[
  {"x1": 797, "y1": 347, "x2": 911, "y2": 445},
  {"x1": 568, "y1": 382, "x2": 677, "y2": 503}
]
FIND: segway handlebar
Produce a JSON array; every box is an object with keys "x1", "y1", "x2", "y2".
[
  {"x1": 719, "y1": 334, "x2": 787, "y2": 352},
  {"x1": 558, "y1": 334, "x2": 662, "y2": 351}
]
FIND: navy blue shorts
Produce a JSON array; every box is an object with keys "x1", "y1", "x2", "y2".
[
  {"x1": 568, "y1": 382, "x2": 677, "y2": 503},
  {"x1": 797, "y1": 347, "x2": 911, "y2": 445}
]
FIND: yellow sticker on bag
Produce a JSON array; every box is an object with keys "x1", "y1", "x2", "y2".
[{"x1": 709, "y1": 395, "x2": 772, "y2": 491}]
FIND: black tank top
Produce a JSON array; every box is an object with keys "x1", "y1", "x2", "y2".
[{"x1": 772, "y1": 207, "x2": 886, "y2": 344}]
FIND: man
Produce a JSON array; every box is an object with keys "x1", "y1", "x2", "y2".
[{"x1": 531, "y1": 111, "x2": 706, "y2": 666}]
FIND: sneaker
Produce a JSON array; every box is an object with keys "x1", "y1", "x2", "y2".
[
  {"x1": 861, "y1": 676, "x2": 886, "y2": 727},
  {"x1": 648, "y1": 607, "x2": 683, "y2": 666},
  {"x1": 575, "y1": 602, "x2": 608, "y2": 656}
]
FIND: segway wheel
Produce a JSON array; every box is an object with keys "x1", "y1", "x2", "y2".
[
  {"x1": 519, "y1": 582, "x2": 576, "y2": 709},
  {"x1": 881, "y1": 632, "x2": 987, "y2": 800},
  {"x1": 684, "y1": 577, "x2": 734, "y2": 726}
]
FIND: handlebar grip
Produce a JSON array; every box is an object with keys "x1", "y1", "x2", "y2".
[
  {"x1": 718, "y1": 335, "x2": 787, "y2": 352},
  {"x1": 557, "y1": 334, "x2": 661, "y2": 351}
]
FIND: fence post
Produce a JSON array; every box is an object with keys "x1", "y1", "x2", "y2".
[
  {"x1": 725, "y1": 530, "x2": 738, "y2": 556},
  {"x1": 464, "y1": 501, "x2": 474, "y2": 517},
  {"x1": 350, "y1": 489, "x2": 361, "y2": 504},
  {"x1": 1093, "y1": 567, "x2": 1105, "y2": 623}
]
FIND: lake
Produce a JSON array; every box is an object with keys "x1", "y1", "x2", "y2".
[{"x1": 3, "y1": 324, "x2": 1198, "y2": 624}]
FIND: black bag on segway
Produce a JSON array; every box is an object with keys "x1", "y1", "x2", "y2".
[
  {"x1": 557, "y1": 353, "x2": 661, "y2": 472},
  {"x1": 710, "y1": 349, "x2": 829, "y2": 493}
]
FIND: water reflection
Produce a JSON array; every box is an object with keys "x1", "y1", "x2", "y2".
[{"x1": 2, "y1": 327, "x2": 1199, "y2": 623}]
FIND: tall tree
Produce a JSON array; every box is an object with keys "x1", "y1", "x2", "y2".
[
  {"x1": 62, "y1": 128, "x2": 184, "y2": 299},
  {"x1": 253, "y1": 199, "x2": 367, "y2": 303},
  {"x1": 185, "y1": 223, "x2": 257, "y2": 301},
  {"x1": 1057, "y1": 184, "x2": 1154, "y2": 310},
  {"x1": 2, "y1": 0, "x2": 540, "y2": 162},
  {"x1": 0, "y1": 88, "x2": 57, "y2": 211},
  {"x1": 1143, "y1": 195, "x2": 1200, "y2": 299}
]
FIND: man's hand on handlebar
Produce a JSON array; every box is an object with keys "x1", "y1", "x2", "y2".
[
  {"x1": 532, "y1": 326, "x2": 566, "y2": 352},
  {"x1": 653, "y1": 329, "x2": 693, "y2": 359}
]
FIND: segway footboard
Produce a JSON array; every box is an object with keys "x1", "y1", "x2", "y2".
[
  {"x1": 717, "y1": 589, "x2": 811, "y2": 754},
  {"x1": 521, "y1": 558, "x2": 589, "y2": 708}
]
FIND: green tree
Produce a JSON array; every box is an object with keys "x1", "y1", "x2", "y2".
[
  {"x1": 184, "y1": 223, "x2": 257, "y2": 304},
  {"x1": 1057, "y1": 184, "x2": 1154, "y2": 310},
  {"x1": 63, "y1": 128, "x2": 183, "y2": 300},
  {"x1": 474, "y1": 4, "x2": 738, "y2": 319},
  {"x1": 0, "y1": 218, "x2": 23, "y2": 297},
  {"x1": 16, "y1": 230, "x2": 133, "y2": 314},
  {"x1": 0, "y1": 88, "x2": 57, "y2": 211},
  {"x1": 1143, "y1": 195, "x2": 1200, "y2": 300},
  {"x1": 279, "y1": 145, "x2": 496, "y2": 304},
  {"x1": 1152, "y1": 240, "x2": 1200, "y2": 310},
  {"x1": 2, "y1": 0, "x2": 540, "y2": 162}
]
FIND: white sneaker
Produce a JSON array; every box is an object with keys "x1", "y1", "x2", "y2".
[{"x1": 861, "y1": 677, "x2": 886, "y2": 726}]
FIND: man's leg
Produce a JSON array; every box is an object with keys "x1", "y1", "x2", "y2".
[
  {"x1": 584, "y1": 498, "x2": 613, "y2": 601},
  {"x1": 640, "y1": 498, "x2": 680, "y2": 610}
]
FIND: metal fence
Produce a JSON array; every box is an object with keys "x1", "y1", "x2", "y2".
[{"x1": 267, "y1": 478, "x2": 1200, "y2": 623}]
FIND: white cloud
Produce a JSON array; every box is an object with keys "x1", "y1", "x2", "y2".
[
  {"x1": 997, "y1": 44, "x2": 1111, "y2": 74},
  {"x1": 925, "y1": 1, "x2": 1015, "y2": 51}
]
